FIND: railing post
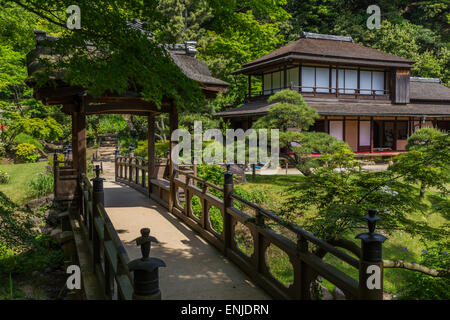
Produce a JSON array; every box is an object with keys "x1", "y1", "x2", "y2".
[
  {"x1": 91, "y1": 165, "x2": 105, "y2": 273},
  {"x1": 223, "y1": 165, "x2": 234, "y2": 256},
  {"x1": 135, "y1": 159, "x2": 139, "y2": 185},
  {"x1": 128, "y1": 228, "x2": 166, "y2": 300},
  {"x1": 128, "y1": 156, "x2": 133, "y2": 183},
  {"x1": 356, "y1": 209, "x2": 386, "y2": 300},
  {"x1": 53, "y1": 153, "x2": 59, "y2": 198},
  {"x1": 114, "y1": 147, "x2": 119, "y2": 182},
  {"x1": 296, "y1": 234, "x2": 310, "y2": 300}
]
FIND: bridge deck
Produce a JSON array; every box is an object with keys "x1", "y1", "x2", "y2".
[{"x1": 103, "y1": 180, "x2": 270, "y2": 300}]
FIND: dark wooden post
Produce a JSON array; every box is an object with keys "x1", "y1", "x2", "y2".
[
  {"x1": 91, "y1": 165, "x2": 105, "y2": 273},
  {"x1": 128, "y1": 155, "x2": 133, "y2": 184},
  {"x1": 223, "y1": 166, "x2": 234, "y2": 256},
  {"x1": 252, "y1": 163, "x2": 256, "y2": 180},
  {"x1": 148, "y1": 114, "x2": 155, "y2": 195},
  {"x1": 114, "y1": 146, "x2": 119, "y2": 182},
  {"x1": 53, "y1": 153, "x2": 59, "y2": 198},
  {"x1": 356, "y1": 209, "x2": 386, "y2": 300},
  {"x1": 169, "y1": 106, "x2": 178, "y2": 212},
  {"x1": 296, "y1": 234, "x2": 310, "y2": 299},
  {"x1": 135, "y1": 158, "x2": 139, "y2": 185}
]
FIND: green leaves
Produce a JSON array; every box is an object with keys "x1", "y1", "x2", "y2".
[{"x1": 253, "y1": 90, "x2": 319, "y2": 132}]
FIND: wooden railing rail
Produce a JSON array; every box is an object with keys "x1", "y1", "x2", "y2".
[
  {"x1": 78, "y1": 172, "x2": 134, "y2": 300},
  {"x1": 114, "y1": 153, "x2": 385, "y2": 300}
]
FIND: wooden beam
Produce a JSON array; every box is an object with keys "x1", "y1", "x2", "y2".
[{"x1": 35, "y1": 86, "x2": 84, "y2": 100}]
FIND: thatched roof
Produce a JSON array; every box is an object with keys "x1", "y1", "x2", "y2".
[
  {"x1": 26, "y1": 29, "x2": 228, "y2": 91},
  {"x1": 410, "y1": 78, "x2": 450, "y2": 102}
]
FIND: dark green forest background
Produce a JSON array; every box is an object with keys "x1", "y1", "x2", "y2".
[{"x1": 0, "y1": 0, "x2": 448, "y2": 152}]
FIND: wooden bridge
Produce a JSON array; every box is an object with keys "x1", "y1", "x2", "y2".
[{"x1": 54, "y1": 155, "x2": 386, "y2": 300}]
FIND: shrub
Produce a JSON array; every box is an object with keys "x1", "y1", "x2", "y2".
[
  {"x1": 0, "y1": 169, "x2": 9, "y2": 184},
  {"x1": 13, "y1": 133, "x2": 43, "y2": 150},
  {"x1": 397, "y1": 244, "x2": 450, "y2": 300},
  {"x1": 15, "y1": 143, "x2": 39, "y2": 163},
  {"x1": 28, "y1": 172, "x2": 54, "y2": 198},
  {"x1": 47, "y1": 153, "x2": 65, "y2": 167}
]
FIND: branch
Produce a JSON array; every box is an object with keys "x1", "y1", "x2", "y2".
[
  {"x1": 383, "y1": 260, "x2": 450, "y2": 277},
  {"x1": 326, "y1": 238, "x2": 362, "y2": 259}
]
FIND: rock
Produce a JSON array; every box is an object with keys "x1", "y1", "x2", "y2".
[
  {"x1": 45, "y1": 209, "x2": 60, "y2": 226},
  {"x1": 333, "y1": 287, "x2": 346, "y2": 300},
  {"x1": 225, "y1": 164, "x2": 246, "y2": 184},
  {"x1": 320, "y1": 285, "x2": 334, "y2": 300},
  {"x1": 31, "y1": 271, "x2": 40, "y2": 278},
  {"x1": 50, "y1": 228, "x2": 62, "y2": 239},
  {"x1": 45, "y1": 267, "x2": 53, "y2": 273}
]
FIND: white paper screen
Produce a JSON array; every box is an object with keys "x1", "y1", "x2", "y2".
[
  {"x1": 360, "y1": 71, "x2": 372, "y2": 95},
  {"x1": 359, "y1": 121, "x2": 371, "y2": 146},
  {"x1": 372, "y1": 71, "x2": 384, "y2": 95},
  {"x1": 263, "y1": 73, "x2": 271, "y2": 95},
  {"x1": 330, "y1": 121, "x2": 344, "y2": 140},
  {"x1": 301, "y1": 67, "x2": 315, "y2": 92},
  {"x1": 316, "y1": 67, "x2": 329, "y2": 93},
  {"x1": 287, "y1": 67, "x2": 299, "y2": 87},
  {"x1": 344, "y1": 69, "x2": 357, "y2": 94},
  {"x1": 272, "y1": 71, "x2": 281, "y2": 92}
]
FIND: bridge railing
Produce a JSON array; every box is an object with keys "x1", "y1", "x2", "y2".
[
  {"x1": 78, "y1": 173, "x2": 134, "y2": 300},
  {"x1": 113, "y1": 155, "x2": 384, "y2": 300},
  {"x1": 170, "y1": 167, "x2": 361, "y2": 300}
]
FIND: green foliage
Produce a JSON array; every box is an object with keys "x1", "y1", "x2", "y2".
[
  {"x1": 14, "y1": 133, "x2": 43, "y2": 151},
  {"x1": 15, "y1": 143, "x2": 39, "y2": 163},
  {"x1": 281, "y1": 146, "x2": 443, "y2": 242},
  {"x1": 0, "y1": 170, "x2": 10, "y2": 184},
  {"x1": 27, "y1": 172, "x2": 53, "y2": 198},
  {"x1": 253, "y1": 90, "x2": 319, "y2": 131},
  {"x1": 197, "y1": 164, "x2": 224, "y2": 185},
  {"x1": 132, "y1": 140, "x2": 170, "y2": 159},
  {"x1": 282, "y1": 131, "x2": 351, "y2": 176},
  {"x1": 391, "y1": 128, "x2": 450, "y2": 197},
  {"x1": 397, "y1": 242, "x2": 450, "y2": 300}
]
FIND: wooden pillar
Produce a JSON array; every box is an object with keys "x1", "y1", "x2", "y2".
[
  {"x1": 370, "y1": 117, "x2": 374, "y2": 153},
  {"x1": 72, "y1": 110, "x2": 86, "y2": 175},
  {"x1": 248, "y1": 75, "x2": 252, "y2": 98},
  {"x1": 394, "y1": 117, "x2": 398, "y2": 151},
  {"x1": 169, "y1": 105, "x2": 178, "y2": 212},
  {"x1": 148, "y1": 114, "x2": 155, "y2": 194}
]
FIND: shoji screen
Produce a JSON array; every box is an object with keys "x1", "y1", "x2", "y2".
[
  {"x1": 344, "y1": 69, "x2": 358, "y2": 94},
  {"x1": 301, "y1": 67, "x2": 315, "y2": 92},
  {"x1": 287, "y1": 67, "x2": 299, "y2": 87},
  {"x1": 359, "y1": 121, "x2": 371, "y2": 146},
  {"x1": 372, "y1": 71, "x2": 385, "y2": 95},
  {"x1": 360, "y1": 71, "x2": 372, "y2": 95},
  {"x1": 316, "y1": 67, "x2": 330, "y2": 92},
  {"x1": 329, "y1": 121, "x2": 344, "y2": 140},
  {"x1": 263, "y1": 73, "x2": 271, "y2": 95},
  {"x1": 272, "y1": 71, "x2": 281, "y2": 92}
]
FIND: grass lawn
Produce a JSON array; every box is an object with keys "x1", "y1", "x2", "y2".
[
  {"x1": 238, "y1": 174, "x2": 447, "y2": 296},
  {"x1": 0, "y1": 162, "x2": 49, "y2": 205}
]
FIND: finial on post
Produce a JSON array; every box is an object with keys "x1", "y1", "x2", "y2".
[{"x1": 135, "y1": 227, "x2": 158, "y2": 260}]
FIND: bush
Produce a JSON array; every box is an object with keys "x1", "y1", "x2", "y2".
[
  {"x1": 397, "y1": 244, "x2": 450, "y2": 300},
  {"x1": 13, "y1": 133, "x2": 43, "y2": 151},
  {"x1": 28, "y1": 172, "x2": 53, "y2": 198},
  {"x1": 15, "y1": 143, "x2": 39, "y2": 163},
  {"x1": 0, "y1": 170, "x2": 9, "y2": 184}
]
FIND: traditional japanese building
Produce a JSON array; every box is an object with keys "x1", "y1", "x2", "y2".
[{"x1": 216, "y1": 32, "x2": 450, "y2": 153}]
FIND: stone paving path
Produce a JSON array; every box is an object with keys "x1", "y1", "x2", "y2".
[{"x1": 102, "y1": 177, "x2": 270, "y2": 300}]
